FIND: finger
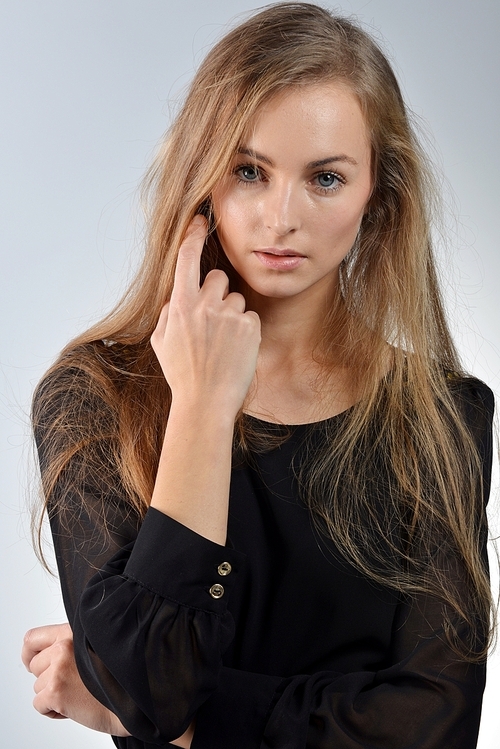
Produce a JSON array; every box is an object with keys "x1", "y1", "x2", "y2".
[
  {"x1": 171, "y1": 215, "x2": 207, "y2": 298},
  {"x1": 244, "y1": 309, "x2": 262, "y2": 329},
  {"x1": 201, "y1": 269, "x2": 230, "y2": 300},
  {"x1": 33, "y1": 667, "x2": 49, "y2": 695},
  {"x1": 33, "y1": 690, "x2": 67, "y2": 720},
  {"x1": 29, "y1": 648, "x2": 51, "y2": 679},
  {"x1": 22, "y1": 625, "x2": 71, "y2": 671},
  {"x1": 223, "y1": 291, "x2": 247, "y2": 312}
]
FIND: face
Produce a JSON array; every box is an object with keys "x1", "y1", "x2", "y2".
[{"x1": 211, "y1": 82, "x2": 373, "y2": 305}]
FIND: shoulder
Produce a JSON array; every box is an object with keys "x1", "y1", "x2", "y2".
[
  {"x1": 33, "y1": 340, "x2": 132, "y2": 408},
  {"x1": 444, "y1": 374, "x2": 495, "y2": 491},
  {"x1": 32, "y1": 341, "x2": 129, "y2": 453},
  {"x1": 445, "y1": 372, "x2": 495, "y2": 425}
]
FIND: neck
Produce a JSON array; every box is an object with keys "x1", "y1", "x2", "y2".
[
  {"x1": 241, "y1": 280, "x2": 341, "y2": 365},
  {"x1": 238, "y1": 279, "x2": 361, "y2": 424}
]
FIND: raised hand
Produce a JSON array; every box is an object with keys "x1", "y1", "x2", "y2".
[
  {"x1": 151, "y1": 215, "x2": 261, "y2": 420},
  {"x1": 149, "y1": 215, "x2": 260, "y2": 544}
]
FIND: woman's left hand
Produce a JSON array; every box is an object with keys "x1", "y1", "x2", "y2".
[
  {"x1": 22, "y1": 623, "x2": 194, "y2": 746},
  {"x1": 22, "y1": 623, "x2": 130, "y2": 736}
]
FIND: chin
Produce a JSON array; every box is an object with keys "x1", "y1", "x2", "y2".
[{"x1": 241, "y1": 276, "x2": 312, "y2": 301}]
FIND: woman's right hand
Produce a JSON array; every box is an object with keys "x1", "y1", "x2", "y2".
[{"x1": 151, "y1": 215, "x2": 261, "y2": 420}]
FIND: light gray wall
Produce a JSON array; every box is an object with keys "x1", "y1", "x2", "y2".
[{"x1": 1, "y1": 1, "x2": 498, "y2": 746}]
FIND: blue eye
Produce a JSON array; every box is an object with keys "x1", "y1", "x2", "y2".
[
  {"x1": 236, "y1": 165, "x2": 260, "y2": 182},
  {"x1": 313, "y1": 171, "x2": 345, "y2": 194},
  {"x1": 317, "y1": 172, "x2": 339, "y2": 188}
]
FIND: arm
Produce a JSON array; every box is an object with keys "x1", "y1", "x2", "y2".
[
  {"x1": 149, "y1": 214, "x2": 260, "y2": 545},
  {"x1": 22, "y1": 623, "x2": 130, "y2": 736},
  {"x1": 31, "y1": 216, "x2": 261, "y2": 743},
  {"x1": 34, "y1": 377, "x2": 493, "y2": 748},
  {"x1": 22, "y1": 623, "x2": 195, "y2": 747},
  {"x1": 188, "y1": 378, "x2": 495, "y2": 749},
  {"x1": 190, "y1": 600, "x2": 487, "y2": 749},
  {"x1": 70, "y1": 504, "x2": 489, "y2": 749}
]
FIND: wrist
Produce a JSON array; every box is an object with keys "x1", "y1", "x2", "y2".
[
  {"x1": 152, "y1": 395, "x2": 235, "y2": 545},
  {"x1": 169, "y1": 395, "x2": 237, "y2": 432}
]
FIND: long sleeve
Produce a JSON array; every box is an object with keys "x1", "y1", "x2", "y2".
[
  {"x1": 34, "y1": 367, "x2": 246, "y2": 745},
  {"x1": 190, "y1": 586, "x2": 487, "y2": 749},
  {"x1": 73, "y1": 509, "x2": 246, "y2": 744},
  {"x1": 189, "y1": 378, "x2": 495, "y2": 749},
  {"x1": 34, "y1": 368, "x2": 495, "y2": 749}
]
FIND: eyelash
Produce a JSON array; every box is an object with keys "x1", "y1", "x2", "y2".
[
  {"x1": 233, "y1": 164, "x2": 346, "y2": 194},
  {"x1": 314, "y1": 171, "x2": 346, "y2": 194}
]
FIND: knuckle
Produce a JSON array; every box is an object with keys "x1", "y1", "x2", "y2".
[
  {"x1": 204, "y1": 269, "x2": 228, "y2": 285},
  {"x1": 46, "y1": 687, "x2": 63, "y2": 714},
  {"x1": 45, "y1": 682, "x2": 59, "y2": 701},
  {"x1": 227, "y1": 292, "x2": 246, "y2": 307},
  {"x1": 23, "y1": 628, "x2": 36, "y2": 646},
  {"x1": 204, "y1": 304, "x2": 219, "y2": 319},
  {"x1": 243, "y1": 310, "x2": 258, "y2": 325},
  {"x1": 54, "y1": 639, "x2": 72, "y2": 659}
]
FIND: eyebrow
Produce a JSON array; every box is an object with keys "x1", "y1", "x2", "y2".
[{"x1": 236, "y1": 147, "x2": 358, "y2": 168}]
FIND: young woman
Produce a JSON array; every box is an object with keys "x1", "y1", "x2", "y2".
[{"x1": 22, "y1": 3, "x2": 495, "y2": 748}]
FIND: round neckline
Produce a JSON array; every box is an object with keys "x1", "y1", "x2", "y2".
[{"x1": 242, "y1": 404, "x2": 355, "y2": 429}]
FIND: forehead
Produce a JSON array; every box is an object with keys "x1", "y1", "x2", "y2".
[{"x1": 240, "y1": 83, "x2": 371, "y2": 162}]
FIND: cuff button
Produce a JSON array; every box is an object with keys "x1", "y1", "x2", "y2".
[
  {"x1": 209, "y1": 583, "x2": 225, "y2": 599},
  {"x1": 217, "y1": 562, "x2": 232, "y2": 576}
]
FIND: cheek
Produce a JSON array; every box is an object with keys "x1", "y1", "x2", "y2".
[
  {"x1": 215, "y1": 197, "x2": 256, "y2": 249},
  {"x1": 318, "y1": 207, "x2": 360, "y2": 243},
  {"x1": 321, "y1": 187, "x2": 371, "y2": 238}
]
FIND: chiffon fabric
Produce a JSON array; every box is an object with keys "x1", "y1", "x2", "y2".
[{"x1": 35, "y1": 371, "x2": 495, "y2": 749}]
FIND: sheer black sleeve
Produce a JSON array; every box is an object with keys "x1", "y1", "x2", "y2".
[
  {"x1": 34, "y1": 369, "x2": 246, "y2": 745},
  {"x1": 190, "y1": 378, "x2": 495, "y2": 749},
  {"x1": 34, "y1": 370, "x2": 495, "y2": 749}
]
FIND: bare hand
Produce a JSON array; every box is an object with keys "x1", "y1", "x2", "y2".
[
  {"x1": 151, "y1": 215, "x2": 261, "y2": 418},
  {"x1": 22, "y1": 623, "x2": 129, "y2": 736},
  {"x1": 22, "y1": 623, "x2": 194, "y2": 745}
]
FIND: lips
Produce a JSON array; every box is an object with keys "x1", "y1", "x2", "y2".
[
  {"x1": 256, "y1": 247, "x2": 305, "y2": 257},
  {"x1": 253, "y1": 249, "x2": 306, "y2": 270}
]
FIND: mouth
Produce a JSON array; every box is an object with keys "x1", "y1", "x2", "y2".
[
  {"x1": 253, "y1": 249, "x2": 306, "y2": 270},
  {"x1": 256, "y1": 247, "x2": 306, "y2": 257}
]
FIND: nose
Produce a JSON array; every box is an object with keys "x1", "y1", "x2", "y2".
[{"x1": 263, "y1": 178, "x2": 300, "y2": 236}]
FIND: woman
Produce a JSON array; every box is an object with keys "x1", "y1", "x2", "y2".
[{"x1": 22, "y1": 3, "x2": 495, "y2": 748}]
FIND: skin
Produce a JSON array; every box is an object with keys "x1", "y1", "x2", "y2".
[
  {"x1": 22, "y1": 82, "x2": 373, "y2": 746},
  {"x1": 213, "y1": 83, "x2": 372, "y2": 307},
  {"x1": 22, "y1": 625, "x2": 130, "y2": 736},
  {"x1": 213, "y1": 82, "x2": 373, "y2": 422}
]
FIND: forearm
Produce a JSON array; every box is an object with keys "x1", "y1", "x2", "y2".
[
  {"x1": 151, "y1": 399, "x2": 235, "y2": 545},
  {"x1": 149, "y1": 216, "x2": 259, "y2": 548}
]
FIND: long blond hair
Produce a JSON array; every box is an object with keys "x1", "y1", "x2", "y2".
[{"x1": 33, "y1": 2, "x2": 494, "y2": 660}]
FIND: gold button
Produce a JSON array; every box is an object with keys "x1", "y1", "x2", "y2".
[
  {"x1": 217, "y1": 562, "x2": 232, "y2": 576},
  {"x1": 209, "y1": 583, "x2": 225, "y2": 599}
]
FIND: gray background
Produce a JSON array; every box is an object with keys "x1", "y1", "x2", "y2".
[{"x1": 1, "y1": 1, "x2": 498, "y2": 746}]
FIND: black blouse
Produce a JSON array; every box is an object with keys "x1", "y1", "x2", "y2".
[{"x1": 36, "y1": 374, "x2": 495, "y2": 749}]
